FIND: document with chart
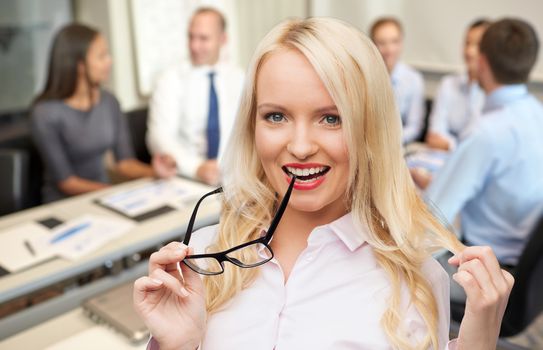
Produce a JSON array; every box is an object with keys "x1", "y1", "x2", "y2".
[{"x1": 96, "y1": 178, "x2": 212, "y2": 221}]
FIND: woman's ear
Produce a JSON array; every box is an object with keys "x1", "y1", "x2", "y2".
[{"x1": 76, "y1": 60, "x2": 86, "y2": 77}]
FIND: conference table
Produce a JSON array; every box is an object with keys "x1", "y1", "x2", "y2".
[{"x1": 0, "y1": 177, "x2": 221, "y2": 346}]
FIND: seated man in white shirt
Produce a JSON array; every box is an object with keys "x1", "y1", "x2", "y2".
[
  {"x1": 426, "y1": 19, "x2": 490, "y2": 151},
  {"x1": 370, "y1": 17, "x2": 425, "y2": 144},
  {"x1": 147, "y1": 7, "x2": 244, "y2": 185}
]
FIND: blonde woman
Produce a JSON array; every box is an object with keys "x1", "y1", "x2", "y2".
[{"x1": 134, "y1": 18, "x2": 513, "y2": 350}]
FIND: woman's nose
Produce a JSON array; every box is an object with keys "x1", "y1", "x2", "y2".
[{"x1": 286, "y1": 124, "x2": 319, "y2": 160}]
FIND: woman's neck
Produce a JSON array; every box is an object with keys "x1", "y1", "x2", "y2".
[
  {"x1": 64, "y1": 80, "x2": 100, "y2": 110},
  {"x1": 269, "y1": 203, "x2": 348, "y2": 283},
  {"x1": 272, "y1": 202, "x2": 348, "y2": 249}
]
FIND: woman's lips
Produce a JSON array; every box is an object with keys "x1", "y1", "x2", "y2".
[{"x1": 282, "y1": 163, "x2": 330, "y2": 190}]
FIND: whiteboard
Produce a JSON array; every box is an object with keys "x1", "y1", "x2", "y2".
[
  {"x1": 130, "y1": 0, "x2": 192, "y2": 96},
  {"x1": 310, "y1": 0, "x2": 543, "y2": 81}
]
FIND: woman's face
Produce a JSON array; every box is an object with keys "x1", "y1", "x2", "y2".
[
  {"x1": 83, "y1": 34, "x2": 112, "y2": 85},
  {"x1": 254, "y1": 49, "x2": 350, "y2": 218},
  {"x1": 463, "y1": 25, "x2": 486, "y2": 79}
]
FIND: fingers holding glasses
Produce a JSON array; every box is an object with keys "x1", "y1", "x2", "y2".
[
  {"x1": 149, "y1": 242, "x2": 189, "y2": 277},
  {"x1": 149, "y1": 268, "x2": 190, "y2": 298},
  {"x1": 178, "y1": 247, "x2": 206, "y2": 294},
  {"x1": 147, "y1": 243, "x2": 205, "y2": 298}
]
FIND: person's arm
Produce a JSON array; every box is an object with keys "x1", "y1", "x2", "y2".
[
  {"x1": 426, "y1": 77, "x2": 456, "y2": 150},
  {"x1": 425, "y1": 131, "x2": 496, "y2": 224},
  {"x1": 146, "y1": 70, "x2": 205, "y2": 178},
  {"x1": 57, "y1": 176, "x2": 109, "y2": 195},
  {"x1": 115, "y1": 158, "x2": 154, "y2": 178},
  {"x1": 402, "y1": 72, "x2": 425, "y2": 144},
  {"x1": 449, "y1": 246, "x2": 515, "y2": 350},
  {"x1": 31, "y1": 105, "x2": 109, "y2": 196}
]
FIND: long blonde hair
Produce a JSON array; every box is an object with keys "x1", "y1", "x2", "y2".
[{"x1": 205, "y1": 17, "x2": 463, "y2": 349}]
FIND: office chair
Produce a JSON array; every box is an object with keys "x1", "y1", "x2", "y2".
[
  {"x1": 125, "y1": 108, "x2": 152, "y2": 164},
  {"x1": 500, "y1": 215, "x2": 543, "y2": 337},
  {"x1": 0, "y1": 148, "x2": 29, "y2": 216}
]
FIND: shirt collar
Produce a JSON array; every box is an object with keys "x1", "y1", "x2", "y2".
[
  {"x1": 308, "y1": 212, "x2": 367, "y2": 252},
  {"x1": 193, "y1": 62, "x2": 224, "y2": 75},
  {"x1": 483, "y1": 84, "x2": 528, "y2": 113},
  {"x1": 390, "y1": 62, "x2": 402, "y2": 85}
]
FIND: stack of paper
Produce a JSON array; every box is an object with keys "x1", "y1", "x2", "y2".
[
  {"x1": 97, "y1": 178, "x2": 212, "y2": 218},
  {"x1": 0, "y1": 215, "x2": 134, "y2": 273},
  {"x1": 31, "y1": 215, "x2": 134, "y2": 261},
  {"x1": 0, "y1": 222, "x2": 55, "y2": 272}
]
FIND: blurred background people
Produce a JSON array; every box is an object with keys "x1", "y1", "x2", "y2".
[
  {"x1": 427, "y1": 18, "x2": 543, "y2": 269},
  {"x1": 426, "y1": 19, "x2": 491, "y2": 151}
]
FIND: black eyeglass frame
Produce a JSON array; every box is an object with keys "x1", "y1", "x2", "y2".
[{"x1": 181, "y1": 176, "x2": 296, "y2": 275}]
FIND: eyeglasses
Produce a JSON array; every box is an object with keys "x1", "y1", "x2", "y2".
[{"x1": 181, "y1": 176, "x2": 296, "y2": 275}]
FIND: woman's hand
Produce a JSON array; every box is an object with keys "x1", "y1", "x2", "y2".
[
  {"x1": 133, "y1": 242, "x2": 206, "y2": 350},
  {"x1": 152, "y1": 154, "x2": 178, "y2": 179},
  {"x1": 450, "y1": 246, "x2": 515, "y2": 350},
  {"x1": 409, "y1": 167, "x2": 432, "y2": 190}
]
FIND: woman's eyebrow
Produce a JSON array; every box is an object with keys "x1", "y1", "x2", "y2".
[
  {"x1": 256, "y1": 103, "x2": 287, "y2": 112},
  {"x1": 257, "y1": 103, "x2": 339, "y2": 114},
  {"x1": 314, "y1": 106, "x2": 339, "y2": 114}
]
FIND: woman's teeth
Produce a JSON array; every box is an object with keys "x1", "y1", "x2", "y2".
[{"x1": 285, "y1": 166, "x2": 327, "y2": 177}]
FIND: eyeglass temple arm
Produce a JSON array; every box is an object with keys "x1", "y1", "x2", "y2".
[
  {"x1": 264, "y1": 175, "x2": 296, "y2": 243},
  {"x1": 182, "y1": 187, "x2": 223, "y2": 245}
]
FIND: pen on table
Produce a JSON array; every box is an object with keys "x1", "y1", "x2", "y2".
[
  {"x1": 24, "y1": 240, "x2": 36, "y2": 256},
  {"x1": 50, "y1": 222, "x2": 91, "y2": 244}
]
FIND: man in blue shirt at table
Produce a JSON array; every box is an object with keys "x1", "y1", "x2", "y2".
[
  {"x1": 370, "y1": 17, "x2": 425, "y2": 144},
  {"x1": 427, "y1": 18, "x2": 543, "y2": 274}
]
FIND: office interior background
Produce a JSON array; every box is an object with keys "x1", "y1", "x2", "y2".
[
  {"x1": 1, "y1": 0, "x2": 542, "y2": 349},
  {"x1": 2, "y1": 0, "x2": 543, "y2": 116}
]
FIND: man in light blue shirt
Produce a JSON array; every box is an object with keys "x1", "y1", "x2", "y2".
[
  {"x1": 371, "y1": 17, "x2": 425, "y2": 144},
  {"x1": 427, "y1": 18, "x2": 543, "y2": 267},
  {"x1": 427, "y1": 19, "x2": 490, "y2": 151}
]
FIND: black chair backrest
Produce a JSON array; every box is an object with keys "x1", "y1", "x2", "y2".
[
  {"x1": 125, "y1": 108, "x2": 151, "y2": 164},
  {"x1": 0, "y1": 149, "x2": 29, "y2": 216},
  {"x1": 0, "y1": 116, "x2": 43, "y2": 208},
  {"x1": 417, "y1": 98, "x2": 433, "y2": 142},
  {"x1": 501, "y1": 215, "x2": 543, "y2": 336}
]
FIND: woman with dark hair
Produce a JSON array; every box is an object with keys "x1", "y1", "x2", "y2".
[{"x1": 32, "y1": 23, "x2": 176, "y2": 202}]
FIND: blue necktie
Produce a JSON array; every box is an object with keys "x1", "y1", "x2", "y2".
[{"x1": 206, "y1": 71, "x2": 220, "y2": 159}]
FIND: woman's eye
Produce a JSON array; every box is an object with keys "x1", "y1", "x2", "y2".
[
  {"x1": 322, "y1": 115, "x2": 341, "y2": 126},
  {"x1": 265, "y1": 113, "x2": 286, "y2": 123}
]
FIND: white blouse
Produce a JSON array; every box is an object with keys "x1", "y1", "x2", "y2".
[{"x1": 151, "y1": 213, "x2": 458, "y2": 349}]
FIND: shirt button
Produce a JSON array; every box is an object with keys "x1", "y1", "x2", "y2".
[{"x1": 305, "y1": 255, "x2": 313, "y2": 262}]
